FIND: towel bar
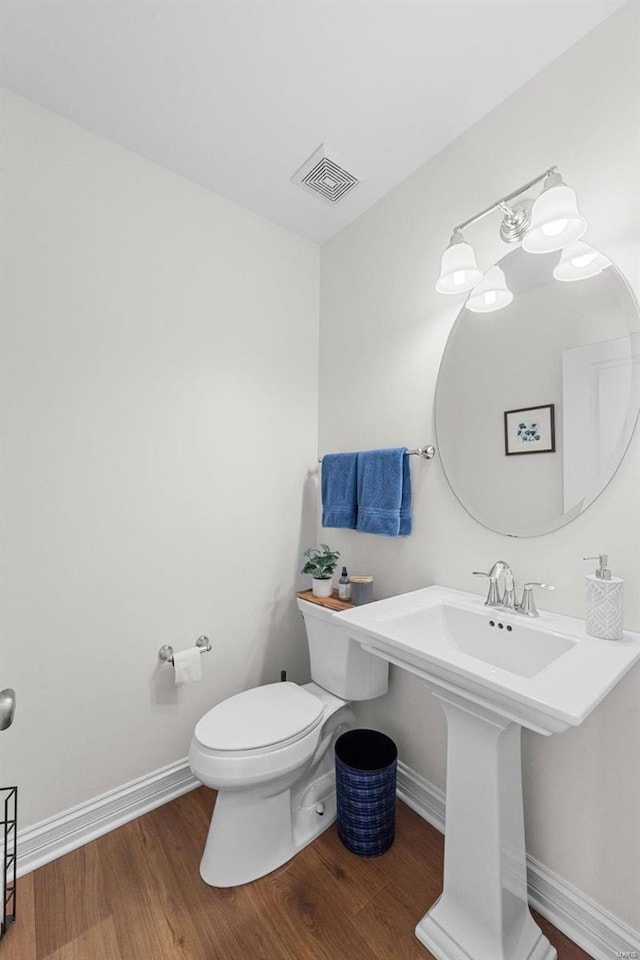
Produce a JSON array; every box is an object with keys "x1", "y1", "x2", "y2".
[
  {"x1": 319, "y1": 444, "x2": 435, "y2": 463},
  {"x1": 159, "y1": 635, "x2": 211, "y2": 666}
]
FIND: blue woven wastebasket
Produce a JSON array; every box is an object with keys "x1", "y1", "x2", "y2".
[{"x1": 335, "y1": 728, "x2": 397, "y2": 857}]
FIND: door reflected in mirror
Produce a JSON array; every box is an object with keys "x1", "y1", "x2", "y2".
[{"x1": 435, "y1": 247, "x2": 640, "y2": 537}]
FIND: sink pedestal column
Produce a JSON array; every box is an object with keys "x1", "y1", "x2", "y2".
[{"x1": 415, "y1": 689, "x2": 556, "y2": 960}]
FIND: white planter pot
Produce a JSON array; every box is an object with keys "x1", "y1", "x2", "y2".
[{"x1": 311, "y1": 578, "x2": 333, "y2": 598}]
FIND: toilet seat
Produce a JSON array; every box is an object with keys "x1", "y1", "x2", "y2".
[{"x1": 194, "y1": 681, "x2": 324, "y2": 755}]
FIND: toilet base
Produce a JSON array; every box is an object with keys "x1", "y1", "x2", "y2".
[
  {"x1": 200, "y1": 769, "x2": 338, "y2": 887},
  {"x1": 194, "y1": 692, "x2": 354, "y2": 887}
]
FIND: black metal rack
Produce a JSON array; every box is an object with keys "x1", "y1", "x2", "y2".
[{"x1": 1, "y1": 786, "x2": 17, "y2": 939}]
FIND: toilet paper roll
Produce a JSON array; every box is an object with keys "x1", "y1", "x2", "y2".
[{"x1": 173, "y1": 648, "x2": 202, "y2": 684}]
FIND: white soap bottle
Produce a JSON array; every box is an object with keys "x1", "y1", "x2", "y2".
[{"x1": 583, "y1": 554, "x2": 624, "y2": 641}]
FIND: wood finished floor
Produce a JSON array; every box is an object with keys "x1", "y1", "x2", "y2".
[{"x1": 3, "y1": 787, "x2": 593, "y2": 960}]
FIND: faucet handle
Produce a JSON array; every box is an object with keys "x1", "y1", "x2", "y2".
[
  {"x1": 519, "y1": 582, "x2": 554, "y2": 617},
  {"x1": 472, "y1": 571, "x2": 502, "y2": 606}
]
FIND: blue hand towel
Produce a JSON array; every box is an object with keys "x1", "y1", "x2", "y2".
[
  {"x1": 321, "y1": 452, "x2": 358, "y2": 529},
  {"x1": 356, "y1": 448, "x2": 412, "y2": 537}
]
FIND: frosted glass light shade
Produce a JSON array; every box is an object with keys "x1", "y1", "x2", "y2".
[
  {"x1": 436, "y1": 239, "x2": 483, "y2": 294},
  {"x1": 553, "y1": 241, "x2": 611, "y2": 282},
  {"x1": 466, "y1": 266, "x2": 513, "y2": 313},
  {"x1": 523, "y1": 179, "x2": 587, "y2": 254}
]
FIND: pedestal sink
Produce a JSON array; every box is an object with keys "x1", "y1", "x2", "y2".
[{"x1": 335, "y1": 586, "x2": 640, "y2": 960}]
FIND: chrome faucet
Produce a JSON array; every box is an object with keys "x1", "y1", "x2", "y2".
[
  {"x1": 473, "y1": 560, "x2": 517, "y2": 610},
  {"x1": 473, "y1": 562, "x2": 554, "y2": 617}
]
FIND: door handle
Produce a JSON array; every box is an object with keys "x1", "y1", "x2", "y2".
[{"x1": 0, "y1": 688, "x2": 16, "y2": 730}]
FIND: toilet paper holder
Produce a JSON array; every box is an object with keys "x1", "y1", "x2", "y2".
[{"x1": 159, "y1": 635, "x2": 211, "y2": 666}]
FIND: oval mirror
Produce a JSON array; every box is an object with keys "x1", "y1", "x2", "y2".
[{"x1": 435, "y1": 246, "x2": 640, "y2": 537}]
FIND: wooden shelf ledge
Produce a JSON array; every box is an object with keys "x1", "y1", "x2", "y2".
[{"x1": 296, "y1": 589, "x2": 353, "y2": 612}]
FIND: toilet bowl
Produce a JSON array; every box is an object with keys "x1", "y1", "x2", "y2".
[{"x1": 188, "y1": 597, "x2": 389, "y2": 887}]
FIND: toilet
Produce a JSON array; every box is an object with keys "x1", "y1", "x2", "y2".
[{"x1": 188, "y1": 596, "x2": 389, "y2": 887}]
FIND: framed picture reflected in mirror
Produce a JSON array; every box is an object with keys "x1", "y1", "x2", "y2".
[{"x1": 504, "y1": 403, "x2": 556, "y2": 456}]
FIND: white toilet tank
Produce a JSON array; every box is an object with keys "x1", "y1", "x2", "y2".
[{"x1": 296, "y1": 597, "x2": 388, "y2": 700}]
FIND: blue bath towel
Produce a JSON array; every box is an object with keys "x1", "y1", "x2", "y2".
[
  {"x1": 321, "y1": 452, "x2": 358, "y2": 529},
  {"x1": 356, "y1": 448, "x2": 412, "y2": 537}
]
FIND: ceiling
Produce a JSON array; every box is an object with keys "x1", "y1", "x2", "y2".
[{"x1": 0, "y1": 0, "x2": 627, "y2": 244}]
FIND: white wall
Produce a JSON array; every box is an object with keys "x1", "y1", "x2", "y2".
[
  {"x1": 0, "y1": 90, "x2": 319, "y2": 828},
  {"x1": 319, "y1": 2, "x2": 639, "y2": 929}
]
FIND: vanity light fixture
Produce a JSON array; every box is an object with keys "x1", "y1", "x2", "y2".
[
  {"x1": 435, "y1": 166, "x2": 589, "y2": 307},
  {"x1": 522, "y1": 171, "x2": 587, "y2": 254},
  {"x1": 435, "y1": 231, "x2": 483, "y2": 294},
  {"x1": 466, "y1": 266, "x2": 513, "y2": 313},
  {"x1": 552, "y1": 240, "x2": 611, "y2": 282}
]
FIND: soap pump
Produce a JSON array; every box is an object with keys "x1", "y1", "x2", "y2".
[{"x1": 583, "y1": 554, "x2": 623, "y2": 640}]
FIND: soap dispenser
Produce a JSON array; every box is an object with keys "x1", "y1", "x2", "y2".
[{"x1": 584, "y1": 554, "x2": 623, "y2": 640}]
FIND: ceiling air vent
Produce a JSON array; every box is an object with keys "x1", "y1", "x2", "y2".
[{"x1": 291, "y1": 145, "x2": 360, "y2": 205}]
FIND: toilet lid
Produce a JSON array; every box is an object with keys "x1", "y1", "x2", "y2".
[{"x1": 194, "y1": 682, "x2": 324, "y2": 752}]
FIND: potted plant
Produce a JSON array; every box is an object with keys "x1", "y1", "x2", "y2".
[{"x1": 302, "y1": 544, "x2": 341, "y2": 598}]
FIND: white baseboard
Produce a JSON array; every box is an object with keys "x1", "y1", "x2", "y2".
[
  {"x1": 397, "y1": 761, "x2": 640, "y2": 960},
  {"x1": 396, "y1": 759, "x2": 446, "y2": 833},
  {"x1": 527, "y1": 855, "x2": 640, "y2": 960},
  {"x1": 11, "y1": 756, "x2": 640, "y2": 960},
  {"x1": 14, "y1": 758, "x2": 199, "y2": 878}
]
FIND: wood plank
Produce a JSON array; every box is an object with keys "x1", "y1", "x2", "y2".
[
  {"x1": 99, "y1": 814, "x2": 210, "y2": 960},
  {"x1": 140, "y1": 789, "x2": 300, "y2": 960},
  {"x1": 33, "y1": 840, "x2": 108, "y2": 959},
  {"x1": 244, "y1": 846, "x2": 375, "y2": 960},
  {"x1": 40, "y1": 918, "x2": 121, "y2": 960},
  {"x1": 352, "y1": 880, "x2": 435, "y2": 960},
  {"x1": 310, "y1": 823, "x2": 389, "y2": 915},
  {"x1": 2, "y1": 874, "x2": 37, "y2": 960},
  {"x1": 296, "y1": 589, "x2": 353, "y2": 612},
  {"x1": 533, "y1": 910, "x2": 596, "y2": 960},
  {"x1": 379, "y1": 802, "x2": 444, "y2": 914},
  {"x1": 195, "y1": 872, "x2": 303, "y2": 960}
]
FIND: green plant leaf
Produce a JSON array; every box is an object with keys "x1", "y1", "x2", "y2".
[{"x1": 301, "y1": 543, "x2": 340, "y2": 577}]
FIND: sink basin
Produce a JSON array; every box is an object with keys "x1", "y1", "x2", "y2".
[
  {"x1": 335, "y1": 585, "x2": 640, "y2": 960},
  {"x1": 381, "y1": 602, "x2": 575, "y2": 678},
  {"x1": 336, "y1": 585, "x2": 640, "y2": 735}
]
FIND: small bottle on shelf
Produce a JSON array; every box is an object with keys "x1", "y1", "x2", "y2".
[{"x1": 338, "y1": 566, "x2": 351, "y2": 601}]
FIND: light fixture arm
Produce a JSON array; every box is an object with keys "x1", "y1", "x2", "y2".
[{"x1": 451, "y1": 166, "x2": 557, "y2": 236}]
